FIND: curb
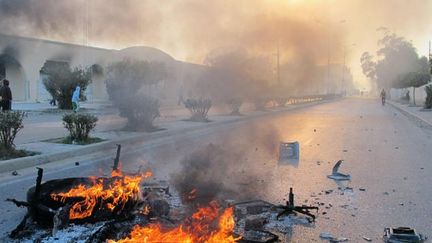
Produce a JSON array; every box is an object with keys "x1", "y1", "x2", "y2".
[
  {"x1": 0, "y1": 99, "x2": 335, "y2": 173},
  {"x1": 387, "y1": 100, "x2": 432, "y2": 129}
]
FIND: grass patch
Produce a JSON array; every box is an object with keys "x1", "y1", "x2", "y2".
[
  {"x1": 44, "y1": 136, "x2": 105, "y2": 145},
  {"x1": 0, "y1": 147, "x2": 39, "y2": 161}
]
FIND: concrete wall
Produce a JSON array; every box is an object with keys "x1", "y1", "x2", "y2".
[
  {"x1": 1, "y1": 33, "x2": 207, "y2": 104},
  {"x1": 390, "y1": 83, "x2": 431, "y2": 106},
  {"x1": 5, "y1": 63, "x2": 27, "y2": 101},
  {"x1": 0, "y1": 33, "x2": 115, "y2": 102}
]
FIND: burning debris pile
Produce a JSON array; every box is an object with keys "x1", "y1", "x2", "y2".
[
  {"x1": 108, "y1": 201, "x2": 238, "y2": 243},
  {"x1": 5, "y1": 145, "x2": 319, "y2": 242},
  {"x1": 6, "y1": 169, "x2": 242, "y2": 242}
]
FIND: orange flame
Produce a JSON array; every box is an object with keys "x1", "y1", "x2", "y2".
[
  {"x1": 51, "y1": 171, "x2": 152, "y2": 220},
  {"x1": 108, "y1": 201, "x2": 239, "y2": 243},
  {"x1": 186, "y1": 188, "x2": 197, "y2": 201}
]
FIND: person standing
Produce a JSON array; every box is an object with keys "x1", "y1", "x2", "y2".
[
  {"x1": 380, "y1": 89, "x2": 386, "y2": 106},
  {"x1": 71, "y1": 86, "x2": 80, "y2": 112},
  {"x1": 0, "y1": 79, "x2": 12, "y2": 111}
]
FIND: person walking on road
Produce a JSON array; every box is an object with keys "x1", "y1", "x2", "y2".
[
  {"x1": 71, "y1": 86, "x2": 81, "y2": 112},
  {"x1": 0, "y1": 79, "x2": 12, "y2": 111},
  {"x1": 380, "y1": 89, "x2": 386, "y2": 106}
]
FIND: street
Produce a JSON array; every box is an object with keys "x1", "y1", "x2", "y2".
[{"x1": 1, "y1": 97, "x2": 431, "y2": 242}]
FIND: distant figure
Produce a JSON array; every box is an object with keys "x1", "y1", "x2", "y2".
[
  {"x1": 404, "y1": 90, "x2": 410, "y2": 101},
  {"x1": 0, "y1": 79, "x2": 12, "y2": 111},
  {"x1": 49, "y1": 97, "x2": 56, "y2": 106},
  {"x1": 380, "y1": 89, "x2": 386, "y2": 106},
  {"x1": 71, "y1": 86, "x2": 80, "y2": 112}
]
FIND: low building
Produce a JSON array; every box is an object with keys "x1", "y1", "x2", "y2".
[{"x1": 0, "y1": 33, "x2": 203, "y2": 103}]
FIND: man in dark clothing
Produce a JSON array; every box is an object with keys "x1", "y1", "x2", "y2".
[{"x1": 0, "y1": 79, "x2": 12, "y2": 111}]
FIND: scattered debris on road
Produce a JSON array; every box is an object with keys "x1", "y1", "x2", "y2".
[
  {"x1": 320, "y1": 232, "x2": 334, "y2": 239},
  {"x1": 275, "y1": 188, "x2": 319, "y2": 223},
  {"x1": 327, "y1": 160, "x2": 351, "y2": 180},
  {"x1": 362, "y1": 236, "x2": 372, "y2": 241},
  {"x1": 278, "y1": 141, "x2": 300, "y2": 161},
  {"x1": 320, "y1": 232, "x2": 349, "y2": 242},
  {"x1": 11, "y1": 170, "x2": 19, "y2": 176},
  {"x1": 383, "y1": 227, "x2": 426, "y2": 243}
]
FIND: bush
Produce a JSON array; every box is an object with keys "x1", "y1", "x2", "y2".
[
  {"x1": 41, "y1": 61, "x2": 91, "y2": 109},
  {"x1": 275, "y1": 97, "x2": 288, "y2": 107},
  {"x1": 0, "y1": 111, "x2": 26, "y2": 149},
  {"x1": 116, "y1": 95, "x2": 160, "y2": 131},
  {"x1": 227, "y1": 98, "x2": 242, "y2": 115},
  {"x1": 105, "y1": 60, "x2": 166, "y2": 131},
  {"x1": 62, "y1": 113, "x2": 98, "y2": 142},
  {"x1": 425, "y1": 85, "x2": 432, "y2": 109},
  {"x1": 184, "y1": 98, "x2": 212, "y2": 121}
]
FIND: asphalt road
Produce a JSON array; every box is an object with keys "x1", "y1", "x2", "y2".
[{"x1": 1, "y1": 97, "x2": 431, "y2": 242}]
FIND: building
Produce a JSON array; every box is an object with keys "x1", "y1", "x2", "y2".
[{"x1": 0, "y1": 33, "x2": 203, "y2": 103}]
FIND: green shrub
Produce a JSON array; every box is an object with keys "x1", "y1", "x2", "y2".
[
  {"x1": 105, "y1": 60, "x2": 166, "y2": 131},
  {"x1": 0, "y1": 111, "x2": 26, "y2": 149},
  {"x1": 184, "y1": 98, "x2": 212, "y2": 121},
  {"x1": 425, "y1": 85, "x2": 432, "y2": 109},
  {"x1": 116, "y1": 95, "x2": 161, "y2": 131},
  {"x1": 62, "y1": 113, "x2": 98, "y2": 142},
  {"x1": 275, "y1": 97, "x2": 288, "y2": 107},
  {"x1": 227, "y1": 98, "x2": 242, "y2": 115}
]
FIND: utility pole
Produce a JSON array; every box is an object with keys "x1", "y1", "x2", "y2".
[
  {"x1": 341, "y1": 45, "x2": 346, "y2": 96},
  {"x1": 277, "y1": 43, "x2": 281, "y2": 86},
  {"x1": 327, "y1": 33, "x2": 330, "y2": 95},
  {"x1": 429, "y1": 40, "x2": 431, "y2": 75}
]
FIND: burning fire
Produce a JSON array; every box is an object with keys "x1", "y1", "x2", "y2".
[
  {"x1": 51, "y1": 170, "x2": 151, "y2": 220},
  {"x1": 108, "y1": 201, "x2": 239, "y2": 243}
]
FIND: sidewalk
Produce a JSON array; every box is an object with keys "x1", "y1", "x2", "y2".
[{"x1": 387, "y1": 100, "x2": 432, "y2": 128}]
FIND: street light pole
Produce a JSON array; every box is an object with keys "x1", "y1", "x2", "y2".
[
  {"x1": 341, "y1": 43, "x2": 355, "y2": 96},
  {"x1": 322, "y1": 19, "x2": 346, "y2": 95},
  {"x1": 277, "y1": 43, "x2": 281, "y2": 86},
  {"x1": 341, "y1": 45, "x2": 346, "y2": 95}
]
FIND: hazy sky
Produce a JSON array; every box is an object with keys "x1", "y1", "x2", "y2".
[{"x1": 1, "y1": 0, "x2": 431, "y2": 90}]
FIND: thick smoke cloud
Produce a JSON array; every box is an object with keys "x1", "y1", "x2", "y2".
[
  {"x1": 171, "y1": 124, "x2": 282, "y2": 206},
  {"x1": 0, "y1": 0, "x2": 162, "y2": 45},
  {"x1": 2, "y1": 0, "x2": 430, "y2": 90},
  {"x1": 0, "y1": 0, "x2": 342, "y2": 63}
]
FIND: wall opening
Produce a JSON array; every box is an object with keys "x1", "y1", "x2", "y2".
[{"x1": 0, "y1": 54, "x2": 27, "y2": 101}]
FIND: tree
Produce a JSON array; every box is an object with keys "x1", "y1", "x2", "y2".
[
  {"x1": 424, "y1": 85, "x2": 432, "y2": 109},
  {"x1": 105, "y1": 59, "x2": 167, "y2": 131},
  {"x1": 360, "y1": 32, "x2": 428, "y2": 90},
  {"x1": 195, "y1": 48, "x2": 272, "y2": 114},
  {"x1": 395, "y1": 71, "x2": 430, "y2": 105},
  {"x1": 41, "y1": 61, "x2": 91, "y2": 109}
]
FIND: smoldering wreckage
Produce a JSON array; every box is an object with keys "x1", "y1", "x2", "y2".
[{"x1": 4, "y1": 144, "x2": 427, "y2": 243}]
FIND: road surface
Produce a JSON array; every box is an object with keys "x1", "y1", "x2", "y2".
[{"x1": 1, "y1": 97, "x2": 431, "y2": 242}]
